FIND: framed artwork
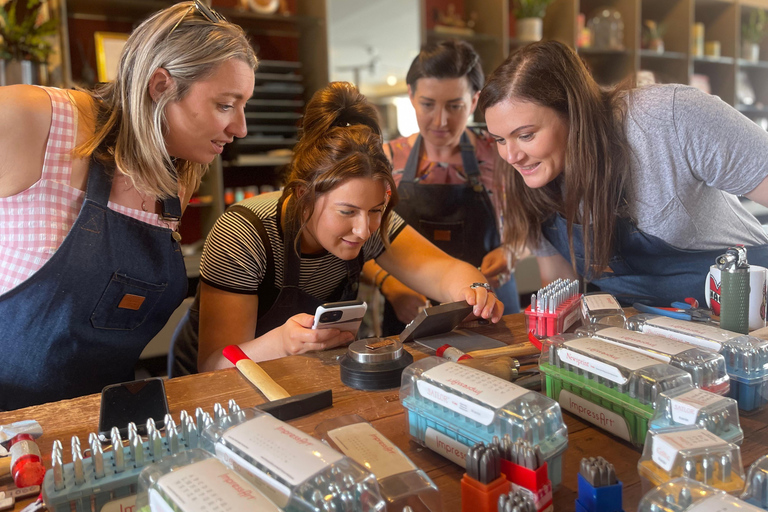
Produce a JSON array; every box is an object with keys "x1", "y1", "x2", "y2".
[{"x1": 94, "y1": 32, "x2": 129, "y2": 82}]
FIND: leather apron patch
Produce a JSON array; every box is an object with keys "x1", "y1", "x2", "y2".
[{"x1": 118, "y1": 294, "x2": 146, "y2": 310}]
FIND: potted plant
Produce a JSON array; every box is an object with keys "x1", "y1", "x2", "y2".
[
  {"x1": 742, "y1": 9, "x2": 768, "y2": 63},
  {"x1": 642, "y1": 20, "x2": 665, "y2": 54},
  {"x1": 0, "y1": 0, "x2": 58, "y2": 85},
  {"x1": 513, "y1": 0, "x2": 555, "y2": 42}
]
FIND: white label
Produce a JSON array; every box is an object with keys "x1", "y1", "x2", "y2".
[
  {"x1": 215, "y1": 443, "x2": 290, "y2": 508},
  {"x1": 560, "y1": 338, "x2": 659, "y2": 384},
  {"x1": 687, "y1": 494, "x2": 765, "y2": 512},
  {"x1": 422, "y1": 362, "x2": 529, "y2": 409},
  {"x1": 651, "y1": 430, "x2": 727, "y2": 472},
  {"x1": 583, "y1": 294, "x2": 621, "y2": 311},
  {"x1": 644, "y1": 317, "x2": 741, "y2": 351},
  {"x1": 101, "y1": 495, "x2": 137, "y2": 512},
  {"x1": 152, "y1": 458, "x2": 280, "y2": 512},
  {"x1": 558, "y1": 390, "x2": 631, "y2": 442},
  {"x1": 149, "y1": 490, "x2": 175, "y2": 512},
  {"x1": 597, "y1": 327, "x2": 692, "y2": 363},
  {"x1": 417, "y1": 380, "x2": 496, "y2": 425},
  {"x1": 424, "y1": 427, "x2": 468, "y2": 467},
  {"x1": 221, "y1": 415, "x2": 343, "y2": 487},
  {"x1": 670, "y1": 388, "x2": 725, "y2": 425},
  {"x1": 327, "y1": 423, "x2": 416, "y2": 480}
]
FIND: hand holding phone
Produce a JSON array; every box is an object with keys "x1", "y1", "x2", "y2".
[{"x1": 312, "y1": 300, "x2": 367, "y2": 338}]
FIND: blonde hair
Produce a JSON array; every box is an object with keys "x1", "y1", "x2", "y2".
[{"x1": 76, "y1": 2, "x2": 257, "y2": 198}]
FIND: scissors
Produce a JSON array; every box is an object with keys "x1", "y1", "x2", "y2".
[{"x1": 632, "y1": 300, "x2": 713, "y2": 322}]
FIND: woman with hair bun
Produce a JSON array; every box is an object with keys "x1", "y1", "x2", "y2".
[
  {"x1": 170, "y1": 81, "x2": 503, "y2": 375},
  {"x1": 0, "y1": 1, "x2": 256, "y2": 409},
  {"x1": 363, "y1": 39, "x2": 520, "y2": 337}
]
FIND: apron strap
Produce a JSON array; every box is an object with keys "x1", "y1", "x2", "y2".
[
  {"x1": 84, "y1": 157, "x2": 113, "y2": 207},
  {"x1": 458, "y1": 131, "x2": 482, "y2": 189},
  {"x1": 400, "y1": 135, "x2": 423, "y2": 183}
]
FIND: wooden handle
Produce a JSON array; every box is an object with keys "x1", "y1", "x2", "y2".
[
  {"x1": 235, "y1": 359, "x2": 291, "y2": 401},
  {"x1": 0, "y1": 456, "x2": 10, "y2": 478},
  {"x1": 466, "y1": 342, "x2": 539, "y2": 359}
]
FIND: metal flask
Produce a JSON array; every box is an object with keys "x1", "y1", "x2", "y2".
[{"x1": 716, "y1": 246, "x2": 750, "y2": 334}]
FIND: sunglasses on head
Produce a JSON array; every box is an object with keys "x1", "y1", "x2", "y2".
[{"x1": 169, "y1": 0, "x2": 227, "y2": 37}]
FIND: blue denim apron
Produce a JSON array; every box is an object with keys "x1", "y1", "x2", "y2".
[
  {"x1": 0, "y1": 158, "x2": 187, "y2": 410},
  {"x1": 541, "y1": 214, "x2": 768, "y2": 306}
]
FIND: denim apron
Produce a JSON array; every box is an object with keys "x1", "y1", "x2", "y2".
[
  {"x1": 169, "y1": 203, "x2": 362, "y2": 377},
  {"x1": 541, "y1": 214, "x2": 768, "y2": 306},
  {"x1": 0, "y1": 158, "x2": 187, "y2": 410},
  {"x1": 382, "y1": 133, "x2": 519, "y2": 335}
]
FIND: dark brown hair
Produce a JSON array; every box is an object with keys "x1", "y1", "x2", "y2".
[
  {"x1": 282, "y1": 82, "x2": 398, "y2": 251},
  {"x1": 478, "y1": 41, "x2": 630, "y2": 279},
  {"x1": 406, "y1": 39, "x2": 484, "y2": 93}
]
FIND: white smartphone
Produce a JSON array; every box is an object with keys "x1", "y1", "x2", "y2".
[{"x1": 312, "y1": 300, "x2": 368, "y2": 337}]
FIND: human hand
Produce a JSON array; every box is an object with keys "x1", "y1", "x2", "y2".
[
  {"x1": 480, "y1": 247, "x2": 515, "y2": 289},
  {"x1": 460, "y1": 284, "x2": 504, "y2": 323},
  {"x1": 278, "y1": 313, "x2": 355, "y2": 356},
  {"x1": 382, "y1": 278, "x2": 429, "y2": 324}
]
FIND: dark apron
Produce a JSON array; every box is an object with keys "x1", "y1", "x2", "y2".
[
  {"x1": 382, "y1": 133, "x2": 519, "y2": 335},
  {"x1": 169, "y1": 204, "x2": 362, "y2": 377},
  {"x1": 0, "y1": 158, "x2": 187, "y2": 410},
  {"x1": 541, "y1": 213, "x2": 768, "y2": 306}
]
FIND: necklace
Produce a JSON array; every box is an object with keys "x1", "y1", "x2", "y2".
[{"x1": 124, "y1": 176, "x2": 149, "y2": 212}]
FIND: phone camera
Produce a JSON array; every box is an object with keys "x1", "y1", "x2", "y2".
[{"x1": 320, "y1": 311, "x2": 343, "y2": 323}]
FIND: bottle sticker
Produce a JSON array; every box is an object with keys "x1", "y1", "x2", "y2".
[
  {"x1": 597, "y1": 327, "x2": 692, "y2": 363},
  {"x1": 560, "y1": 338, "x2": 659, "y2": 384},
  {"x1": 221, "y1": 415, "x2": 343, "y2": 487},
  {"x1": 687, "y1": 493, "x2": 764, "y2": 512},
  {"x1": 644, "y1": 317, "x2": 740, "y2": 351},
  {"x1": 558, "y1": 390, "x2": 631, "y2": 442},
  {"x1": 424, "y1": 427, "x2": 468, "y2": 467},
  {"x1": 153, "y1": 458, "x2": 281, "y2": 512},
  {"x1": 327, "y1": 423, "x2": 416, "y2": 480},
  {"x1": 670, "y1": 388, "x2": 725, "y2": 425},
  {"x1": 583, "y1": 294, "x2": 621, "y2": 311},
  {"x1": 421, "y1": 362, "x2": 529, "y2": 410},
  {"x1": 651, "y1": 429, "x2": 727, "y2": 472}
]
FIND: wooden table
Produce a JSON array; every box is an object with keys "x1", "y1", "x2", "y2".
[{"x1": 1, "y1": 313, "x2": 767, "y2": 511}]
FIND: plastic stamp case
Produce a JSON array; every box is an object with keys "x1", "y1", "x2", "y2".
[
  {"x1": 201, "y1": 408, "x2": 385, "y2": 512},
  {"x1": 539, "y1": 335, "x2": 692, "y2": 446},
  {"x1": 627, "y1": 314, "x2": 768, "y2": 411},
  {"x1": 741, "y1": 454, "x2": 768, "y2": 509},
  {"x1": 580, "y1": 293, "x2": 626, "y2": 328},
  {"x1": 577, "y1": 325, "x2": 730, "y2": 395},
  {"x1": 399, "y1": 357, "x2": 568, "y2": 489},
  {"x1": 315, "y1": 415, "x2": 441, "y2": 512},
  {"x1": 638, "y1": 426, "x2": 745, "y2": 495},
  {"x1": 650, "y1": 384, "x2": 743, "y2": 445},
  {"x1": 638, "y1": 477, "x2": 763, "y2": 512},
  {"x1": 135, "y1": 449, "x2": 281, "y2": 512}
]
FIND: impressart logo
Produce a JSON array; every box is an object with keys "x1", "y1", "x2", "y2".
[
  {"x1": 276, "y1": 426, "x2": 312, "y2": 446},
  {"x1": 567, "y1": 397, "x2": 616, "y2": 427},
  {"x1": 218, "y1": 473, "x2": 260, "y2": 500},
  {"x1": 369, "y1": 433, "x2": 396, "y2": 455},
  {"x1": 434, "y1": 436, "x2": 467, "y2": 462},
  {"x1": 445, "y1": 378, "x2": 482, "y2": 396}
]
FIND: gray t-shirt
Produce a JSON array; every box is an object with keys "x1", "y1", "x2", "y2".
[{"x1": 536, "y1": 84, "x2": 768, "y2": 257}]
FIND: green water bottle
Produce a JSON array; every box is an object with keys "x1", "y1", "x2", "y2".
[{"x1": 716, "y1": 246, "x2": 750, "y2": 334}]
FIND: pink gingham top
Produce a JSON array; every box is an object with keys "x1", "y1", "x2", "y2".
[{"x1": 0, "y1": 86, "x2": 178, "y2": 295}]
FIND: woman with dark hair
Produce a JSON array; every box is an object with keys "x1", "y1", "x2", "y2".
[
  {"x1": 479, "y1": 40, "x2": 768, "y2": 305},
  {"x1": 363, "y1": 39, "x2": 519, "y2": 337},
  {"x1": 170, "y1": 82, "x2": 503, "y2": 375}
]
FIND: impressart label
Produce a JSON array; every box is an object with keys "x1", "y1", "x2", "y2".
[
  {"x1": 583, "y1": 294, "x2": 622, "y2": 311},
  {"x1": 558, "y1": 390, "x2": 631, "y2": 442},
  {"x1": 151, "y1": 458, "x2": 280, "y2": 512},
  {"x1": 560, "y1": 338, "x2": 658, "y2": 384},
  {"x1": 424, "y1": 427, "x2": 468, "y2": 467},
  {"x1": 597, "y1": 327, "x2": 692, "y2": 363},
  {"x1": 670, "y1": 388, "x2": 725, "y2": 425},
  {"x1": 651, "y1": 429, "x2": 727, "y2": 472},
  {"x1": 687, "y1": 494, "x2": 764, "y2": 512},
  {"x1": 220, "y1": 415, "x2": 343, "y2": 487},
  {"x1": 644, "y1": 317, "x2": 740, "y2": 351},
  {"x1": 101, "y1": 495, "x2": 137, "y2": 512},
  {"x1": 328, "y1": 423, "x2": 416, "y2": 480}
]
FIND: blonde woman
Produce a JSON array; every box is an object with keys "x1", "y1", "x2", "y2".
[{"x1": 0, "y1": 1, "x2": 257, "y2": 410}]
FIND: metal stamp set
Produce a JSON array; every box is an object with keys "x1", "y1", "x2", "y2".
[
  {"x1": 638, "y1": 477, "x2": 763, "y2": 512},
  {"x1": 524, "y1": 279, "x2": 582, "y2": 341},
  {"x1": 497, "y1": 489, "x2": 537, "y2": 512},
  {"x1": 742, "y1": 454, "x2": 768, "y2": 509},
  {"x1": 575, "y1": 457, "x2": 624, "y2": 512}
]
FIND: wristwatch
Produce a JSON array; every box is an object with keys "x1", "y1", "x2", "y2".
[{"x1": 470, "y1": 282, "x2": 492, "y2": 292}]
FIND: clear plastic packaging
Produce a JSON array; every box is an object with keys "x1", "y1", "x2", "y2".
[
  {"x1": 650, "y1": 384, "x2": 743, "y2": 445},
  {"x1": 580, "y1": 293, "x2": 626, "y2": 328},
  {"x1": 200, "y1": 408, "x2": 385, "y2": 512},
  {"x1": 315, "y1": 415, "x2": 441, "y2": 512},
  {"x1": 539, "y1": 335, "x2": 692, "y2": 446},
  {"x1": 399, "y1": 357, "x2": 568, "y2": 489},
  {"x1": 577, "y1": 325, "x2": 730, "y2": 395},
  {"x1": 638, "y1": 426, "x2": 745, "y2": 495},
  {"x1": 638, "y1": 477, "x2": 762, "y2": 512},
  {"x1": 741, "y1": 454, "x2": 768, "y2": 509},
  {"x1": 135, "y1": 449, "x2": 281, "y2": 512},
  {"x1": 627, "y1": 314, "x2": 768, "y2": 411}
]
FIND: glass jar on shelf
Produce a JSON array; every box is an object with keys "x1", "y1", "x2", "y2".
[{"x1": 587, "y1": 8, "x2": 625, "y2": 50}]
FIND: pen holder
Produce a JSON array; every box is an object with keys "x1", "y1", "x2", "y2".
[
  {"x1": 500, "y1": 459, "x2": 553, "y2": 512},
  {"x1": 575, "y1": 472, "x2": 624, "y2": 512},
  {"x1": 460, "y1": 473, "x2": 509, "y2": 512}
]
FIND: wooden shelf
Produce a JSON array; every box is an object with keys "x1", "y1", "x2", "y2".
[{"x1": 639, "y1": 50, "x2": 688, "y2": 60}]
